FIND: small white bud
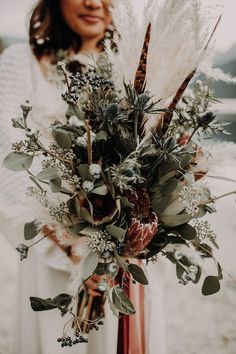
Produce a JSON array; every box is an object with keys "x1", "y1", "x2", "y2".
[
  {"x1": 68, "y1": 115, "x2": 84, "y2": 127},
  {"x1": 82, "y1": 180, "x2": 94, "y2": 193},
  {"x1": 89, "y1": 164, "x2": 102, "y2": 178},
  {"x1": 97, "y1": 280, "x2": 108, "y2": 292}
]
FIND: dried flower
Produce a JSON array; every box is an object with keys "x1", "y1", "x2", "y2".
[
  {"x1": 123, "y1": 213, "x2": 158, "y2": 257},
  {"x1": 178, "y1": 182, "x2": 209, "y2": 216},
  {"x1": 16, "y1": 244, "x2": 29, "y2": 261},
  {"x1": 87, "y1": 230, "x2": 115, "y2": 253},
  {"x1": 82, "y1": 180, "x2": 94, "y2": 193},
  {"x1": 89, "y1": 164, "x2": 102, "y2": 179},
  {"x1": 191, "y1": 219, "x2": 217, "y2": 242}
]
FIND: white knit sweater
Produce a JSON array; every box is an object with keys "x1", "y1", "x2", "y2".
[{"x1": 0, "y1": 43, "x2": 74, "y2": 272}]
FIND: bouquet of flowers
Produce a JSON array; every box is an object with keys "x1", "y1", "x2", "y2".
[{"x1": 3, "y1": 0, "x2": 235, "y2": 349}]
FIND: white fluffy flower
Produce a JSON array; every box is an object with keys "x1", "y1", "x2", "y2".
[
  {"x1": 87, "y1": 231, "x2": 115, "y2": 253},
  {"x1": 178, "y1": 182, "x2": 210, "y2": 216},
  {"x1": 82, "y1": 180, "x2": 94, "y2": 193}
]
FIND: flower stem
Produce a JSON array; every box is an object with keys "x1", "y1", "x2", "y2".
[{"x1": 85, "y1": 120, "x2": 93, "y2": 164}]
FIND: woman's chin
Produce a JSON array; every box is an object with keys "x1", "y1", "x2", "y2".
[{"x1": 74, "y1": 21, "x2": 105, "y2": 40}]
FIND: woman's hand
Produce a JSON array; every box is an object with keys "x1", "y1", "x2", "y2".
[{"x1": 85, "y1": 275, "x2": 103, "y2": 297}]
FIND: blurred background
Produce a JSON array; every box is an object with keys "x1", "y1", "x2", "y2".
[{"x1": 0, "y1": 1, "x2": 235, "y2": 354}]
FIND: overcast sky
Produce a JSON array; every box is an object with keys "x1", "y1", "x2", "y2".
[{"x1": 0, "y1": 0, "x2": 235, "y2": 52}]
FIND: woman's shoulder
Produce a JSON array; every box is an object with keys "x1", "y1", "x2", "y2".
[
  {"x1": 0, "y1": 42, "x2": 33, "y2": 63},
  {"x1": 0, "y1": 43, "x2": 34, "y2": 96}
]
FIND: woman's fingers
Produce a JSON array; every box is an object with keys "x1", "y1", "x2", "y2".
[{"x1": 85, "y1": 276, "x2": 103, "y2": 297}]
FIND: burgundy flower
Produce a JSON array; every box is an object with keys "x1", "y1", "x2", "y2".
[
  {"x1": 75, "y1": 192, "x2": 120, "y2": 226},
  {"x1": 122, "y1": 213, "x2": 158, "y2": 257}
]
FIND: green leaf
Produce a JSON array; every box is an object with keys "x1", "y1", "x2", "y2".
[
  {"x1": 77, "y1": 164, "x2": 91, "y2": 181},
  {"x1": 106, "y1": 224, "x2": 127, "y2": 242},
  {"x1": 92, "y1": 184, "x2": 108, "y2": 195},
  {"x1": 151, "y1": 194, "x2": 172, "y2": 215},
  {"x1": 120, "y1": 197, "x2": 134, "y2": 209},
  {"x1": 53, "y1": 294, "x2": 72, "y2": 307},
  {"x1": 82, "y1": 252, "x2": 99, "y2": 281},
  {"x1": 176, "y1": 263, "x2": 185, "y2": 279},
  {"x1": 112, "y1": 286, "x2": 136, "y2": 315},
  {"x1": 217, "y1": 263, "x2": 223, "y2": 280},
  {"x1": 128, "y1": 264, "x2": 149, "y2": 285},
  {"x1": 160, "y1": 213, "x2": 193, "y2": 228},
  {"x1": 24, "y1": 221, "x2": 40, "y2": 241},
  {"x1": 107, "y1": 290, "x2": 119, "y2": 317},
  {"x1": 67, "y1": 224, "x2": 88, "y2": 236},
  {"x1": 30, "y1": 294, "x2": 72, "y2": 312},
  {"x1": 36, "y1": 167, "x2": 59, "y2": 181},
  {"x1": 30, "y1": 297, "x2": 57, "y2": 311},
  {"x1": 160, "y1": 179, "x2": 178, "y2": 194},
  {"x1": 49, "y1": 178, "x2": 62, "y2": 193},
  {"x1": 95, "y1": 263, "x2": 106, "y2": 276},
  {"x1": 54, "y1": 131, "x2": 72, "y2": 149},
  {"x1": 178, "y1": 224, "x2": 197, "y2": 240},
  {"x1": 95, "y1": 131, "x2": 108, "y2": 141},
  {"x1": 202, "y1": 276, "x2": 221, "y2": 296},
  {"x1": 3, "y1": 152, "x2": 34, "y2": 171},
  {"x1": 159, "y1": 171, "x2": 177, "y2": 183},
  {"x1": 114, "y1": 249, "x2": 129, "y2": 272}
]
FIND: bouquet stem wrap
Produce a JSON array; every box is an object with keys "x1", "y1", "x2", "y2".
[{"x1": 117, "y1": 263, "x2": 146, "y2": 354}]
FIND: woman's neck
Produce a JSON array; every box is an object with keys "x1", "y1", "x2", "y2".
[{"x1": 80, "y1": 35, "x2": 103, "y2": 54}]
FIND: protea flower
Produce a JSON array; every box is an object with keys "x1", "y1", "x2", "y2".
[
  {"x1": 122, "y1": 212, "x2": 158, "y2": 257},
  {"x1": 75, "y1": 192, "x2": 120, "y2": 226}
]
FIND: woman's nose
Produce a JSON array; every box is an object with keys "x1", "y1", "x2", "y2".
[{"x1": 83, "y1": 0, "x2": 103, "y2": 9}]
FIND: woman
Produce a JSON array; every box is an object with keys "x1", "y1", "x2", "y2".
[{"x1": 0, "y1": 1, "x2": 167, "y2": 354}]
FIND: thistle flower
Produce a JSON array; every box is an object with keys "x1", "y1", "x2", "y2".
[{"x1": 109, "y1": 158, "x2": 144, "y2": 193}]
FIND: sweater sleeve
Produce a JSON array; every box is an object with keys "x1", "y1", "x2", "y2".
[{"x1": 0, "y1": 43, "x2": 33, "y2": 204}]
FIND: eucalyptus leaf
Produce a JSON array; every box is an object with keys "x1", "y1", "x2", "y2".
[
  {"x1": 36, "y1": 167, "x2": 59, "y2": 181},
  {"x1": 82, "y1": 252, "x2": 99, "y2": 281},
  {"x1": 30, "y1": 297, "x2": 57, "y2": 311},
  {"x1": 107, "y1": 290, "x2": 119, "y2": 317},
  {"x1": 24, "y1": 220, "x2": 40, "y2": 241},
  {"x1": 54, "y1": 131, "x2": 72, "y2": 149},
  {"x1": 178, "y1": 224, "x2": 197, "y2": 240},
  {"x1": 95, "y1": 131, "x2": 108, "y2": 141},
  {"x1": 128, "y1": 264, "x2": 149, "y2": 285},
  {"x1": 106, "y1": 224, "x2": 127, "y2": 242},
  {"x1": 159, "y1": 171, "x2": 177, "y2": 184},
  {"x1": 176, "y1": 263, "x2": 185, "y2": 279},
  {"x1": 3, "y1": 152, "x2": 34, "y2": 171},
  {"x1": 92, "y1": 184, "x2": 108, "y2": 195},
  {"x1": 151, "y1": 194, "x2": 172, "y2": 215},
  {"x1": 77, "y1": 164, "x2": 92, "y2": 181},
  {"x1": 202, "y1": 276, "x2": 221, "y2": 296},
  {"x1": 160, "y1": 213, "x2": 193, "y2": 227},
  {"x1": 67, "y1": 224, "x2": 88, "y2": 236},
  {"x1": 114, "y1": 249, "x2": 129, "y2": 272},
  {"x1": 112, "y1": 286, "x2": 136, "y2": 315},
  {"x1": 53, "y1": 294, "x2": 72, "y2": 307},
  {"x1": 160, "y1": 179, "x2": 178, "y2": 194},
  {"x1": 120, "y1": 197, "x2": 134, "y2": 209},
  {"x1": 49, "y1": 178, "x2": 62, "y2": 193}
]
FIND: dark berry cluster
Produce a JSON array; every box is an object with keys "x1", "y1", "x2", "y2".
[
  {"x1": 57, "y1": 334, "x2": 88, "y2": 348},
  {"x1": 88, "y1": 320, "x2": 104, "y2": 331},
  {"x1": 70, "y1": 70, "x2": 114, "y2": 92},
  {"x1": 116, "y1": 242, "x2": 125, "y2": 255}
]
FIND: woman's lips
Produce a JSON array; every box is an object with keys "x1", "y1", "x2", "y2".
[{"x1": 79, "y1": 14, "x2": 103, "y2": 24}]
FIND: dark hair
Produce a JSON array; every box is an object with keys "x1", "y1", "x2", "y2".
[{"x1": 29, "y1": 0, "x2": 82, "y2": 59}]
